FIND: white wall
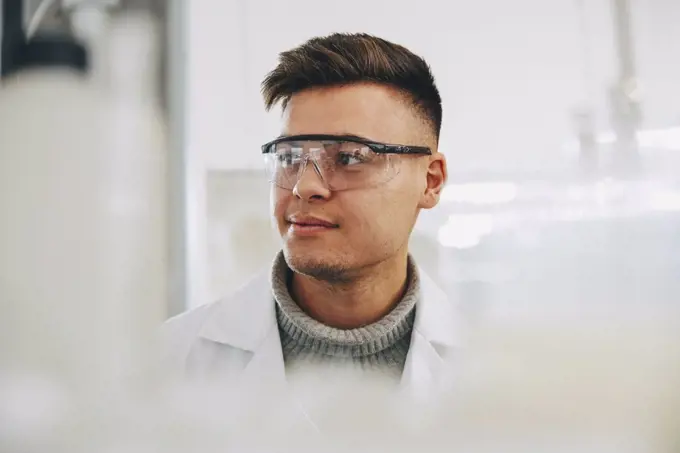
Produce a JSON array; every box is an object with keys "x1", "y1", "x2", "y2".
[{"x1": 632, "y1": 0, "x2": 680, "y2": 126}]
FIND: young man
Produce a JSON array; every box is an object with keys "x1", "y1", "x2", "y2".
[{"x1": 164, "y1": 33, "x2": 459, "y2": 402}]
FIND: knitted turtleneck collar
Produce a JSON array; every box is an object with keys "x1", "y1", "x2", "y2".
[{"x1": 271, "y1": 252, "x2": 418, "y2": 358}]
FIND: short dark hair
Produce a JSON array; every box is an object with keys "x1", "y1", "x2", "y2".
[{"x1": 261, "y1": 33, "x2": 442, "y2": 141}]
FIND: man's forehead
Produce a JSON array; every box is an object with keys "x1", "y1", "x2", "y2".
[{"x1": 281, "y1": 84, "x2": 428, "y2": 145}]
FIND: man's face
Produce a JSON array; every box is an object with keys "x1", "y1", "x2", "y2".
[{"x1": 271, "y1": 83, "x2": 445, "y2": 281}]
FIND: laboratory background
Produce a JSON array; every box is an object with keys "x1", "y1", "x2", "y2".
[{"x1": 1, "y1": 0, "x2": 680, "y2": 451}]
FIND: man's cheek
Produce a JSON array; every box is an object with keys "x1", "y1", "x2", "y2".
[{"x1": 271, "y1": 191, "x2": 288, "y2": 217}]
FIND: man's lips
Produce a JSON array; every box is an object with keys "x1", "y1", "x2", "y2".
[{"x1": 287, "y1": 215, "x2": 338, "y2": 228}]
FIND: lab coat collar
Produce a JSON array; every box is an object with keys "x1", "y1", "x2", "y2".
[
  {"x1": 197, "y1": 260, "x2": 461, "y2": 396},
  {"x1": 412, "y1": 268, "x2": 461, "y2": 349},
  {"x1": 197, "y1": 269, "x2": 276, "y2": 351},
  {"x1": 197, "y1": 263, "x2": 460, "y2": 350}
]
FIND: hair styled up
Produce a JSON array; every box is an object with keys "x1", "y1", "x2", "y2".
[{"x1": 261, "y1": 33, "x2": 443, "y2": 141}]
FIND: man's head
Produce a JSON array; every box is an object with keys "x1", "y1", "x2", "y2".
[{"x1": 261, "y1": 33, "x2": 447, "y2": 282}]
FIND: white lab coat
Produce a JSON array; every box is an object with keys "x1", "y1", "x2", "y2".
[{"x1": 161, "y1": 264, "x2": 461, "y2": 429}]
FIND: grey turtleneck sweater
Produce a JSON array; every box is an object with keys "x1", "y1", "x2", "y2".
[{"x1": 271, "y1": 253, "x2": 419, "y2": 381}]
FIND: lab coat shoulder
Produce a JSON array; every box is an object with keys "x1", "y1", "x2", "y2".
[{"x1": 160, "y1": 269, "x2": 275, "y2": 377}]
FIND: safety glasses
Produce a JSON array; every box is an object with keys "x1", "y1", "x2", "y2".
[{"x1": 262, "y1": 134, "x2": 431, "y2": 191}]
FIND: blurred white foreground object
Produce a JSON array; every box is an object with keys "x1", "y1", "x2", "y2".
[
  {"x1": 441, "y1": 302, "x2": 680, "y2": 452},
  {"x1": 0, "y1": 7, "x2": 167, "y2": 451}
]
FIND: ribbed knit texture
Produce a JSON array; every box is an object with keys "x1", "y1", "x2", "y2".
[{"x1": 271, "y1": 252, "x2": 418, "y2": 381}]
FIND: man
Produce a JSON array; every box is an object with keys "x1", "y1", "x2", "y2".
[{"x1": 163, "y1": 33, "x2": 459, "y2": 404}]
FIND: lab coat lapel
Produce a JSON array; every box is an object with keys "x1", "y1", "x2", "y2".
[
  {"x1": 239, "y1": 323, "x2": 287, "y2": 395},
  {"x1": 239, "y1": 325, "x2": 324, "y2": 434},
  {"x1": 400, "y1": 330, "x2": 445, "y2": 400},
  {"x1": 400, "y1": 267, "x2": 462, "y2": 400},
  {"x1": 196, "y1": 273, "x2": 319, "y2": 431},
  {"x1": 197, "y1": 270, "x2": 288, "y2": 394}
]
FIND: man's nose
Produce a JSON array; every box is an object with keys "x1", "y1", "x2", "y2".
[{"x1": 292, "y1": 157, "x2": 331, "y2": 201}]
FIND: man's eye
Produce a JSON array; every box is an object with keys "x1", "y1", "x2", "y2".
[
  {"x1": 277, "y1": 152, "x2": 300, "y2": 167},
  {"x1": 337, "y1": 152, "x2": 367, "y2": 166}
]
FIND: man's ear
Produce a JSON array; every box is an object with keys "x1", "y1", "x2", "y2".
[{"x1": 419, "y1": 152, "x2": 447, "y2": 210}]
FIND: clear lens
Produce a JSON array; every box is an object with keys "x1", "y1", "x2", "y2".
[{"x1": 263, "y1": 139, "x2": 399, "y2": 191}]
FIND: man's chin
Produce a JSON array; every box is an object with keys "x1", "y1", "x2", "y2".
[{"x1": 282, "y1": 250, "x2": 353, "y2": 283}]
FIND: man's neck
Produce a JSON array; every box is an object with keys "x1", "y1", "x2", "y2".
[{"x1": 289, "y1": 253, "x2": 410, "y2": 329}]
